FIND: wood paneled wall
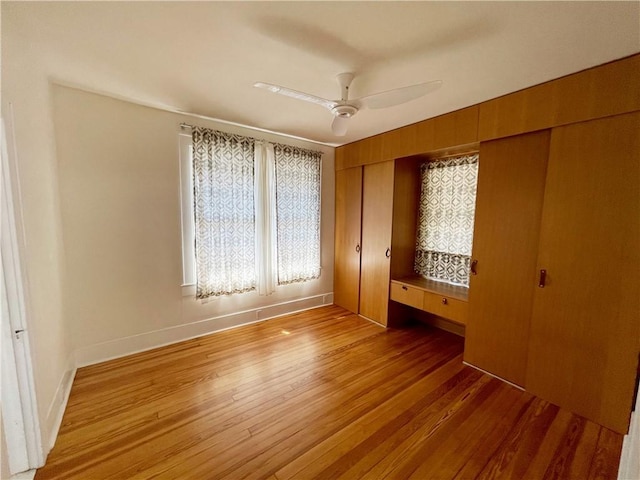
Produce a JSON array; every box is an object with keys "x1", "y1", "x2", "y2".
[
  {"x1": 336, "y1": 107, "x2": 479, "y2": 170},
  {"x1": 336, "y1": 54, "x2": 640, "y2": 169}
]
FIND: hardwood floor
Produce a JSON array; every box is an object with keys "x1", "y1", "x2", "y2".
[{"x1": 36, "y1": 305, "x2": 623, "y2": 479}]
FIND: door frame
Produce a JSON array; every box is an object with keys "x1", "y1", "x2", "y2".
[{"x1": 1, "y1": 108, "x2": 45, "y2": 473}]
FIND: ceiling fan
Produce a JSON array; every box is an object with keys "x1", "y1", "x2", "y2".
[{"x1": 254, "y1": 73, "x2": 442, "y2": 136}]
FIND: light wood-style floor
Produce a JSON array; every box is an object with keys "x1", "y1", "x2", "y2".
[{"x1": 36, "y1": 305, "x2": 623, "y2": 479}]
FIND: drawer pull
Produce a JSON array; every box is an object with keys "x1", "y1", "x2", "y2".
[
  {"x1": 539, "y1": 269, "x2": 547, "y2": 288},
  {"x1": 441, "y1": 297, "x2": 448, "y2": 305},
  {"x1": 385, "y1": 247, "x2": 391, "y2": 258},
  {"x1": 471, "y1": 259, "x2": 478, "y2": 275},
  {"x1": 402, "y1": 285, "x2": 408, "y2": 291},
  {"x1": 355, "y1": 244, "x2": 360, "y2": 253}
]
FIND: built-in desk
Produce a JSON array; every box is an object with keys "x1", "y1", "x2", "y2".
[{"x1": 390, "y1": 276, "x2": 469, "y2": 325}]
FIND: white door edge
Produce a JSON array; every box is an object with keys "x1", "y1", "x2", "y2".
[{"x1": 1, "y1": 105, "x2": 45, "y2": 473}]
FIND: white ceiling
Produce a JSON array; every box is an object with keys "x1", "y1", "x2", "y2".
[{"x1": 3, "y1": 1, "x2": 639, "y2": 146}]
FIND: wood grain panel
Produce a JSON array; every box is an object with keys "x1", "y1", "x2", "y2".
[
  {"x1": 333, "y1": 167, "x2": 363, "y2": 313},
  {"x1": 359, "y1": 161, "x2": 394, "y2": 325},
  {"x1": 464, "y1": 131, "x2": 551, "y2": 387},
  {"x1": 552, "y1": 54, "x2": 640, "y2": 127},
  {"x1": 339, "y1": 55, "x2": 639, "y2": 170},
  {"x1": 390, "y1": 281, "x2": 424, "y2": 310},
  {"x1": 34, "y1": 306, "x2": 623, "y2": 480},
  {"x1": 382, "y1": 123, "x2": 419, "y2": 160},
  {"x1": 393, "y1": 274, "x2": 469, "y2": 302},
  {"x1": 479, "y1": 54, "x2": 640, "y2": 141},
  {"x1": 335, "y1": 145, "x2": 346, "y2": 171},
  {"x1": 336, "y1": 135, "x2": 384, "y2": 170},
  {"x1": 390, "y1": 157, "x2": 421, "y2": 279},
  {"x1": 478, "y1": 83, "x2": 554, "y2": 141},
  {"x1": 432, "y1": 105, "x2": 480, "y2": 151},
  {"x1": 422, "y1": 291, "x2": 468, "y2": 325},
  {"x1": 338, "y1": 106, "x2": 479, "y2": 170},
  {"x1": 526, "y1": 112, "x2": 640, "y2": 434}
]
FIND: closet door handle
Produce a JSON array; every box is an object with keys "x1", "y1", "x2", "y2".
[
  {"x1": 538, "y1": 269, "x2": 547, "y2": 288},
  {"x1": 355, "y1": 244, "x2": 360, "y2": 253},
  {"x1": 470, "y1": 259, "x2": 478, "y2": 275},
  {"x1": 385, "y1": 248, "x2": 391, "y2": 258}
]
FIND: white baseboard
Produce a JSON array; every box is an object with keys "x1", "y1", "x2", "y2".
[
  {"x1": 10, "y1": 470, "x2": 36, "y2": 480},
  {"x1": 618, "y1": 380, "x2": 639, "y2": 479},
  {"x1": 74, "y1": 293, "x2": 334, "y2": 368},
  {"x1": 44, "y1": 354, "x2": 76, "y2": 451}
]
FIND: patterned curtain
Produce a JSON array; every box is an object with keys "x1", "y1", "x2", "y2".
[
  {"x1": 274, "y1": 144, "x2": 322, "y2": 285},
  {"x1": 192, "y1": 127, "x2": 256, "y2": 298},
  {"x1": 414, "y1": 154, "x2": 479, "y2": 286}
]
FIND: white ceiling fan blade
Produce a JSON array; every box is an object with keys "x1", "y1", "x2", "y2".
[
  {"x1": 254, "y1": 82, "x2": 338, "y2": 111},
  {"x1": 331, "y1": 115, "x2": 350, "y2": 136},
  {"x1": 357, "y1": 80, "x2": 443, "y2": 110}
]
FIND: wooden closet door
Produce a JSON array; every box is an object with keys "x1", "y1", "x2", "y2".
[
  {"x1": 333, "y1": 167, "x2": 363, "y2": 314},
  {"x1": 464, "y1": 131, "x2": 550, "y2": 386},
  {"x1": 359, "y1": 161, "x2": 394, "y2": 326},
  {"x1": 526, "y1": 112, "x2": 640, "y2": 434}
]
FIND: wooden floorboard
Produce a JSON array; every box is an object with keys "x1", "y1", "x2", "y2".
[{"x1": 35, "y1": 305, "x2": 623, "y2": 479}]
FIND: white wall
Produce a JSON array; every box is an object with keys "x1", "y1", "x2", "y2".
[
  {"x1": 51, "y1": 85, "x2": 335, "y2": 365},
  {"x1": 2, "y1": 5, "x2": 334, "y2": 458}
]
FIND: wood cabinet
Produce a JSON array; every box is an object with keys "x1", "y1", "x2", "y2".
[
  {"x1": 389, "y1": 281, "x2": 423, "y2": 310},
  {"x1": 334, "y1": 158, "x2": 422, "y2": 326},
  {"x1": 359, "y1": 161, "x2": 394, "y2": 325},
  {"x1": 333, "y1": 161, "x2": 395, "y2": 325},
  {"x1": 526, "y1": 112, "x2": 640, "y2": 434},
  {"x1": 335, "y1": 107, "x2": 479, "y2": 170},
  {"x1": 333, "y1": 168, "x2": 362, "y2": 313},
  {"x1": 477, "y1": 55, "x2": 640, "y2": 141},
  {"x1": 422, "y1": 292, "x2": 468, "y2": 325},
  {"x1": 333, "y1": 55, "x2": 640, "y2": 433},
  {"x1": 464, "y1": 131, "x2": 550, "y2": 387},
  {"x1": 390, "y1": 277, "x2": 469, "y2": 325}
]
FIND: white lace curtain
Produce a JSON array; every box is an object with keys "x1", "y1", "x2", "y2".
[
  {"x1": 191, "y1": 127, "x2": 321, "y2": 299},
  {"x1": 192, "y1": 127, "x2": 256, "y2": 298},
  {"x1": 274, "y1": 144, "x2": 321, "y2": 285},
  {"x1": 414, "y1": 154, "x2": 479, "y2": 286},
  {"x1": 254, "y1": 142, "x2": 277, "y2": 296}
]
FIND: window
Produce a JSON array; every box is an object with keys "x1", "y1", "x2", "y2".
[
  {"x1": 180, "y1": 126, "x2": 322, "y2": 299},
  {"x1": 414, "y1": 153, "x2": 479, "y2": 287},
  {"x1": 274, "y1": 144, "x2": 321, "y2": 285},
  {"x1": 191, "y1": 127, "x2": 256, "y2": 298}
]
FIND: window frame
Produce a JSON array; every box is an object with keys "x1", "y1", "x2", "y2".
[
  {"x1": 414, "y1": 152, "x2": 479, "y2": 287},
  {"x1": 179, "y1": 132, "x2": 196, "y2": 294},
  {"x1": 178, "y1": 129, "x2": 323, "y2": 298}
]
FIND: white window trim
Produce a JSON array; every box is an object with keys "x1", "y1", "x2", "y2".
[
  {"x1": 178, "y1": 133, "x2": 196, "y2": 293},
  {"x1": 178, "y1": 129, "x2": 323, "y2": 298}
]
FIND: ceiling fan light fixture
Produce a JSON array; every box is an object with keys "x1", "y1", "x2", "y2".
[
  {"x1": 254, "y1": 74, "x2": 442, "y2": 137},
  {"x1": 331, "y1": 104, "x2": 358, "y2": 118}
]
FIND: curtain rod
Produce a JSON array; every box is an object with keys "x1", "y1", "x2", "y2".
[{"x1": 179, "y1": 123, "x2": 323, "y2": 156}]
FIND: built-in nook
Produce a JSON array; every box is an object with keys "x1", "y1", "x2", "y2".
[{"x1": 334, "y1": 54, "x2": 639, "y2": 435}]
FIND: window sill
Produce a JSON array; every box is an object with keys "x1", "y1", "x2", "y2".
[{"x1": 182, "y1": 284, "x2": 196, "y2": 297}]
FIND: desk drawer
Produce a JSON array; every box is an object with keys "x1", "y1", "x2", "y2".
[
  {"x1": 423, "y1": 291, "x2": 468, "y2": 325},
  {"x1": 390, "y1": 282, "x2": 424, "y2": 310}
]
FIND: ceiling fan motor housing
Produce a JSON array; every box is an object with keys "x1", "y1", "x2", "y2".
[{"x1": 332, "y1": 104, "x2": 358, "y2": 118}]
